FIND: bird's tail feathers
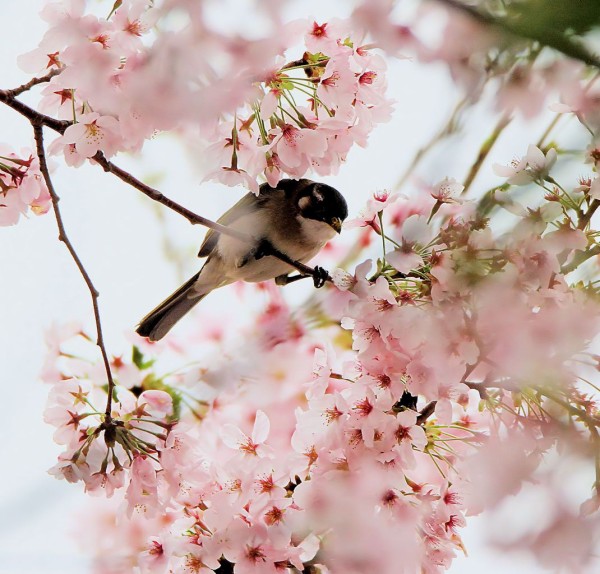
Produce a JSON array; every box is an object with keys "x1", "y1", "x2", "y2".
[{"x1": 136, "y1": 272, "x2": 207, "y2": 341}]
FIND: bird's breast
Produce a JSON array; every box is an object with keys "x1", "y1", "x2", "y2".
[{"x1": 214, "y1": 213, "x2": 334, "y2": 283}]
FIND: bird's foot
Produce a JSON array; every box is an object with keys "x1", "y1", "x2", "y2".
[
  {"x1": 312, "y1": 266, "x2": 329, "y2": 288},
  {"x1": 275, "y1": 273, "x2": 306, "y2": 286}
]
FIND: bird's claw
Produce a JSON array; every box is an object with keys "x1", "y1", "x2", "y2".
[{"x1": 312, "y1": 266, "x2": 329, "y2": 288}]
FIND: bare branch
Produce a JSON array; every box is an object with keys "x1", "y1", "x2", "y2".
[
  {"x1": 7, "y1": 68, "x2": 63, "y2": 98},
  {"x1": 92, "y1": 152, "x2": 331, "y2": 282},
  {"x1": 33, "y1": 123, "x2": 116, "y2": 417},
  {"x1": 417, "y1": 401, "x2": 437, "y2": 425}
]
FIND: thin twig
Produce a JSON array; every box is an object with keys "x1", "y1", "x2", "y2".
[
  {"x1": 461, "y1": 113, "x2": 512, "y2": 196},
  {"x1": 33, "y1": 123, "x2": 116, "y2": 417},
  {"x1": 7, "y1": 68, "x2": 63, "y2": 98}
]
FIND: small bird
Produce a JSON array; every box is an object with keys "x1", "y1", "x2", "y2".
[{"x1": 136, "y1": 178, "x2": 348, "y2": 341}]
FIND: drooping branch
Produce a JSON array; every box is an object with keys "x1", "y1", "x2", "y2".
[{"x1": 33, "y1": 123, "x2": 116, "y2": 417}]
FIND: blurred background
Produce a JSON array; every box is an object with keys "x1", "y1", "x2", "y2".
[{"x1": 0, "y1": 0, "x2": 590, "y2": 572}]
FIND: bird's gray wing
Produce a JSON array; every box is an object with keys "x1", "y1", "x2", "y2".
[{"x1": 198, "y1": 185, "x2": 277, "y2": 258}]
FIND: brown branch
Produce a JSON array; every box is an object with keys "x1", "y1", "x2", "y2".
[
  {"x1": 464, "y1": 381, "x2": 492, "y2": 399},
  {"x1": 416, "y1": 401, "x2": 437, "y2": 425},
  {"x1": 0, "y1": 89, "x2": 69, "y2": 133},
  {"x1": 578, "y1": 199, "x2": 600, "y2": 230},
  {"x1": 92, "y1": 152, "x2": 330, "y2": 281},
  {"x1": 33, "y1": 123, "x2": 116, "y2": 417},
  {"x1": 7, "y1": 68, "x2": 63, "y2": 98}
]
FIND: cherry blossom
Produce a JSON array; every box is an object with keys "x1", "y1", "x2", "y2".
[
  {"x1": 493, "y1": 144, "x2": 558, "y2": 186},
  {"x1": 0, "y1": 146, "x2": 51, "y2": 226},
  {"x1": 55, "y1": 112, "x2": 123, "y2": 159}
]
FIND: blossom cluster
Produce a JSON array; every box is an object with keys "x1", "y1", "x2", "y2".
[
  {"x1": 0, "y1": 146, "x2": 50, "y2": 226},
  {"x1": 17, "y1": 0, "x2": 293, "y2": 164},
  {"x1": 17, "y1": 2, "x2": 391, "y2": 193},
  {"x1": 43, "y1": 153, "x2": 600, "y2": 572},
  {"x1": 43, "y1": 330, "x2": 181, "y2": 510},
  {"x1": 204, "y1": 19, "x2": 393, "y2": 193},
  {"x1": 47, "y1": 316, "x2": 474, "y2": 574}
]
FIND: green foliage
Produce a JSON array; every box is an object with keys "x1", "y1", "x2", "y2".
[
  {"x1": 132, "y1": 345, "x2": 155, "y2": 370},
  {"x1": 505, "y1": 0, "x2": 600, "y2": 36}
]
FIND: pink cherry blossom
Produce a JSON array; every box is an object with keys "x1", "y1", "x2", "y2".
[
  {"x1": 0, "y1": 146, "x2": 51, "y2": 226},
  {"x1": 386, "y1": 214, "x2": 430, "y2": 273},
  {"x1": 345, "y1": 188, "x2": 399, "y2": 231},
  {"x1": 221, "y1": 410, "x2": 272, "y2": 458},
  {"x1": 493, "y1": 144, "x2": 557, "y2": 186},
  {"x1": 57, "y1": 112, "x2": 123, "y2": 159}
]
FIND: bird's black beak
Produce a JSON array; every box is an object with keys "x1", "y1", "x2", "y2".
[{"x1": 329, "y1": 217, "x2": 343, "y2": 234}]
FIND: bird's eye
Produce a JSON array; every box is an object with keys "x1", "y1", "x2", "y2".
[{"x1": 313, "y1": 189, "x2": 324, "y2": 202}]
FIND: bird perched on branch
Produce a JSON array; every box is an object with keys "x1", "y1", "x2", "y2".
[{"x1": 136, "y1": 178, "x2": 348, "y2": 341}]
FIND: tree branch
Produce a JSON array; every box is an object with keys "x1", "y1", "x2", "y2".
[
  {"x1": 578, "y1": 199, "x2": 600, "y2": 230},
  {"x1": 0, "y1": 88, "x2": 69, "y2": 133},
  {"x1": 417, "y1": 401, "x2": 437, "y2": 425},
  {"x1": 561, "y1": 244, "x2": 600, "y2": 275},
  {"x1": 91, "y1": 152, "x2": 331, "y2": 282},
  {"x1": 461, "y1": 113, "x2": 512, "y2": 196},
  {"x1": 6, "y1": 68, "x2": 63, "y2": 98},
  {"x1": 33, "y1": 123, "x2": 116, "y2": 417}
]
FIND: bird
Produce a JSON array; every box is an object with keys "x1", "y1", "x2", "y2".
[{"x1": 136, "y1": 178, "x2": 348, "y2": 341}]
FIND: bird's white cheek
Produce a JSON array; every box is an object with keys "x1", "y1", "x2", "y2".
[{"x1": 299, "y1": 218, "x2": 338, "y2": 244}]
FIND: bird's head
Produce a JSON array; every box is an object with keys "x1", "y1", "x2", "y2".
[{"x1": 281, "y1": 178, "x2": 348, "y2": 234}]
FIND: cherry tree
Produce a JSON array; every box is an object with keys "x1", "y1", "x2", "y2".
[{"x1": 2, "y1": 0, "x2": 600, "y2": 573}]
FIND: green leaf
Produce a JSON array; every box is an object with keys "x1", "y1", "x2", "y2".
[{"x1": 132, "y1": 345, "x2": 155, "y2": 370}]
